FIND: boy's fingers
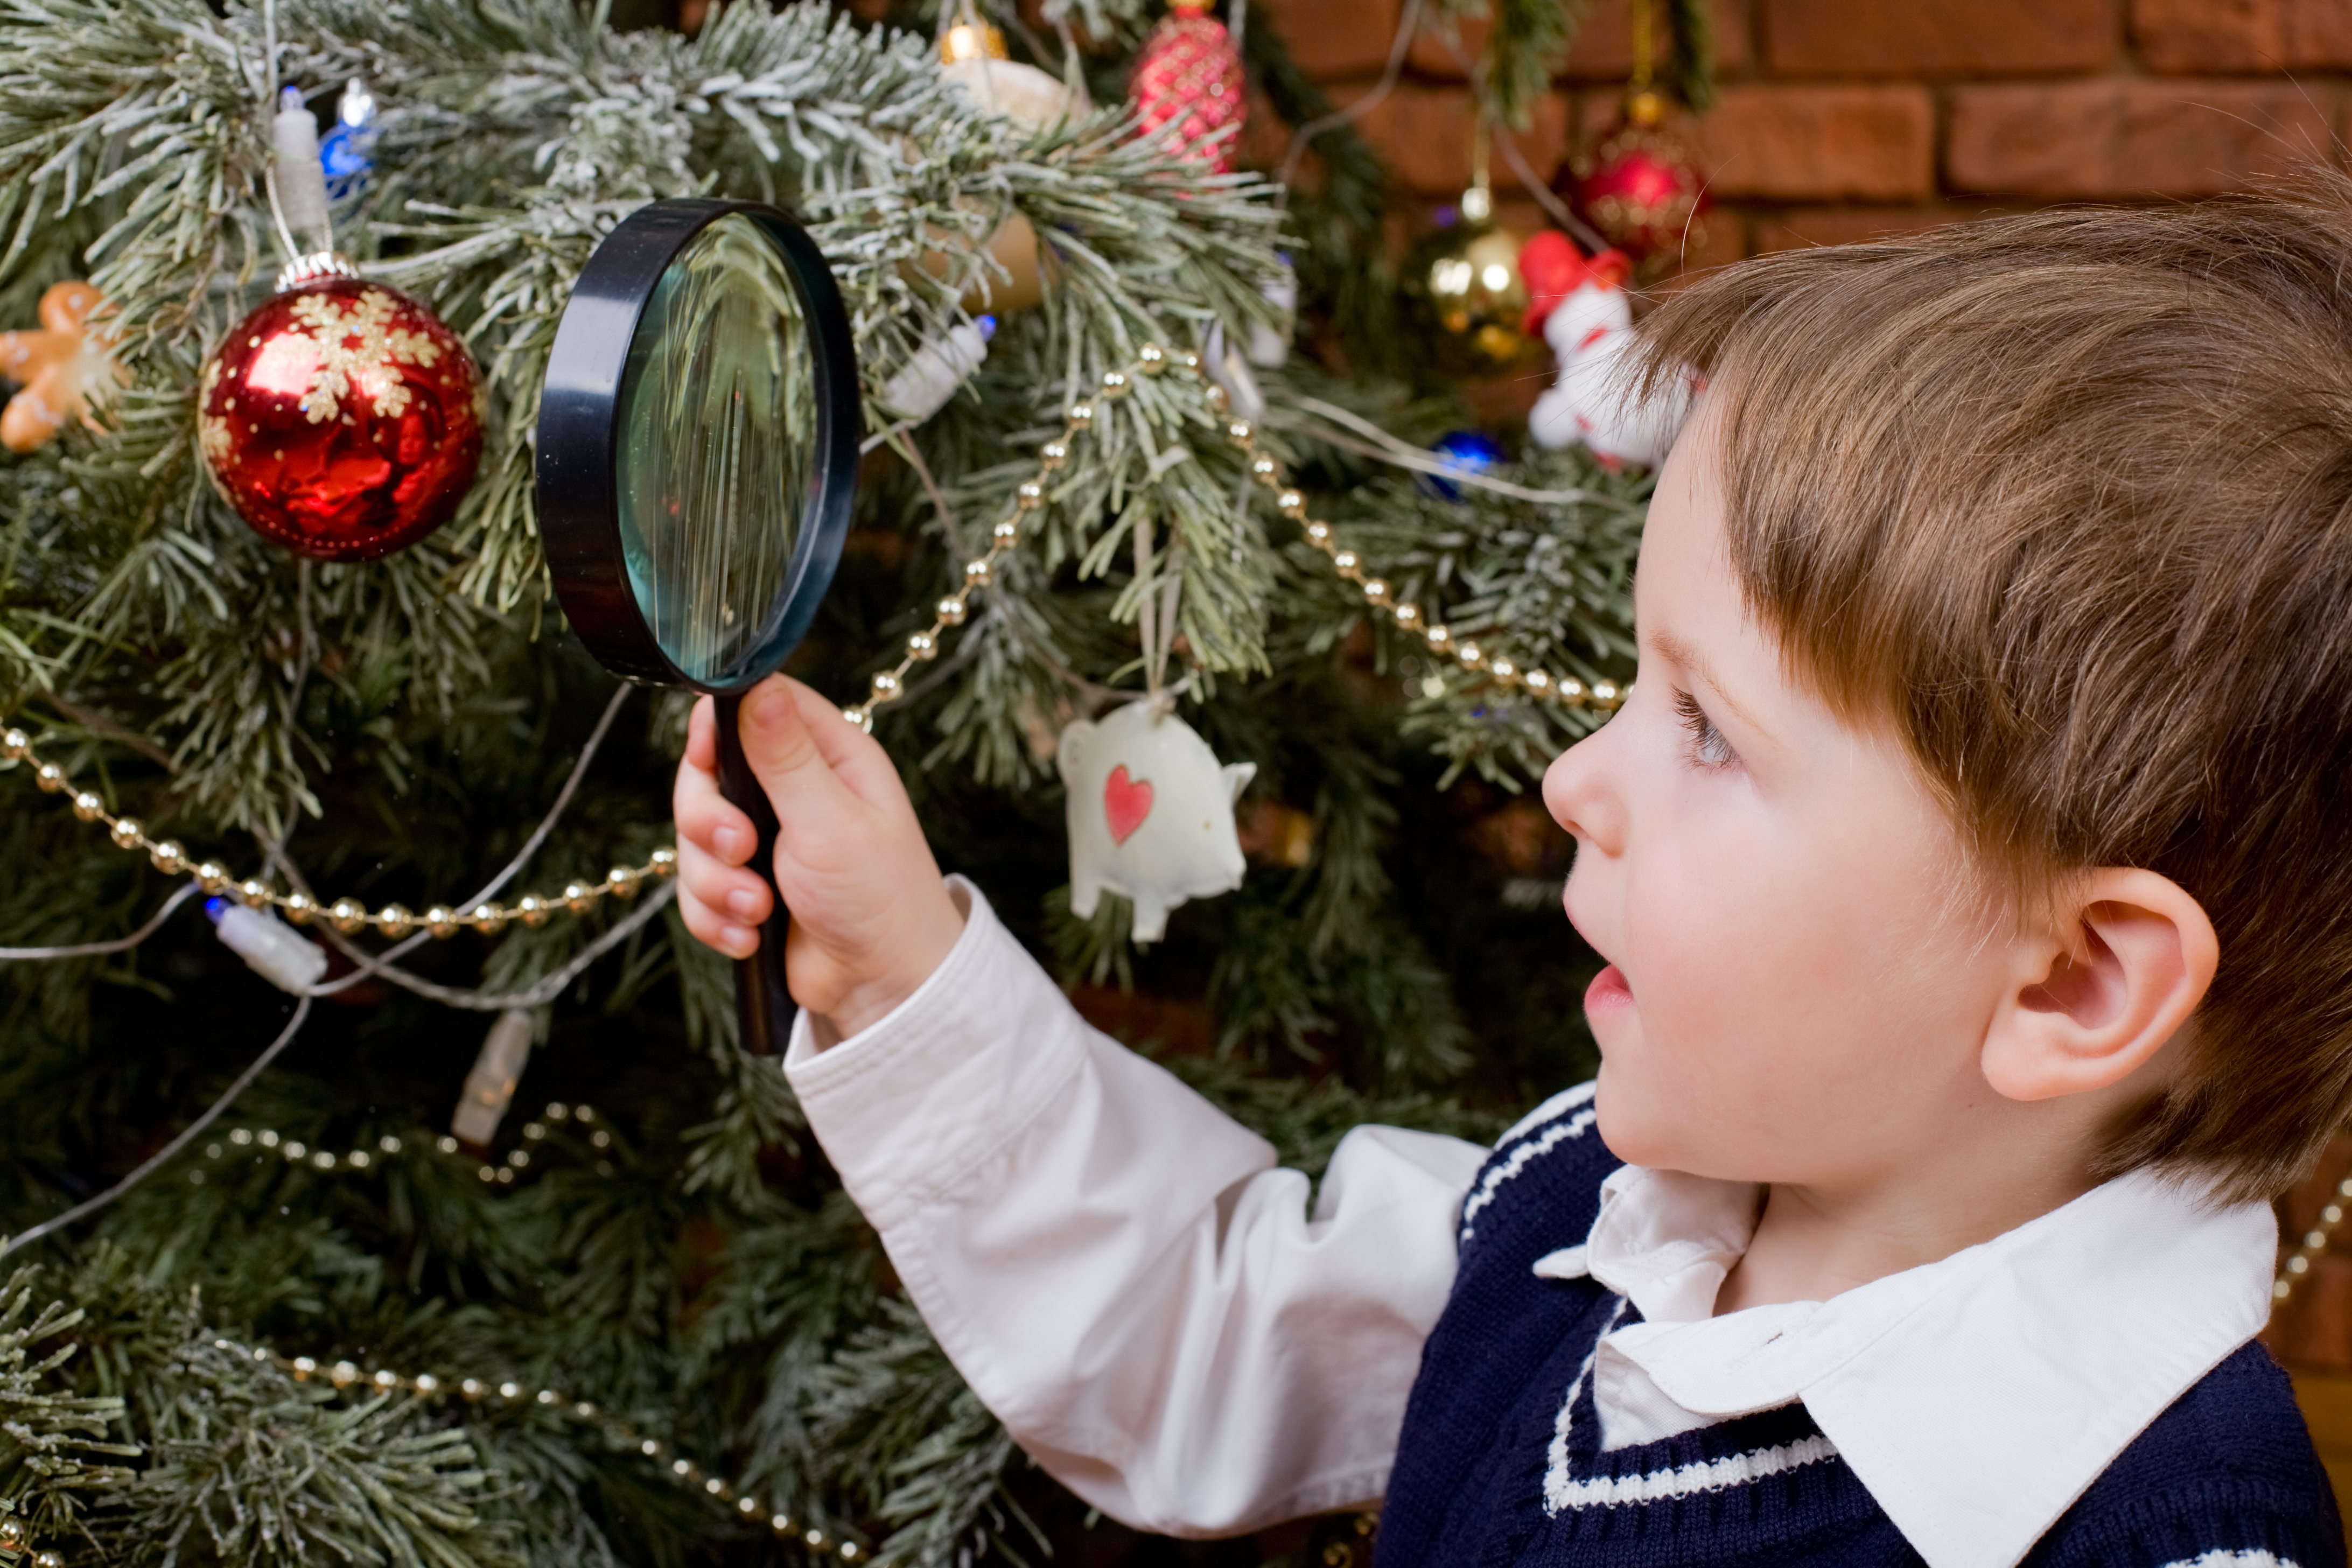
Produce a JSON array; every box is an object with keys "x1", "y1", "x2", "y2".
[
  {"x1": 677, "y1": 878, "x2": 759, "y2": 960},
  {"x1": 678, "y1": 836, "x2": 772, "y2": 929},
  {"x1": 674, "y1": 741, "x2": 756, "y2": 865}
]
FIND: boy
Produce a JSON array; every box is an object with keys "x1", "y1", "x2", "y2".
[{"x1": 670, "y1": 184, "x2": 2352, "y2": 1566}]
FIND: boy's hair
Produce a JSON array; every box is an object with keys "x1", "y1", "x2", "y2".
[{"x1": 1637, "y1": 173, "x2": 2352, "y2": 1204}]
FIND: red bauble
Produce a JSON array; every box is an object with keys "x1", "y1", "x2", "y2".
[
  {"x1": 1131, "y1": 0, "x2": 1245, "y2": 176},
  {"x1": 198, "y1": 276, "x2": 483, "y2": 561},
  {"x1": 1560, "y1": 92, "x2": 1710, "y2": 269}
]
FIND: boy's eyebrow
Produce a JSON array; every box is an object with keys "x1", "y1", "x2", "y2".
[{"x1": 1644, "y1": 628, "x2": 1767, "y2": 736}]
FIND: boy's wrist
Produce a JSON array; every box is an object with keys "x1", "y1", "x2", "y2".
[{"x1": 816, "y1": 883, "x2": 968, "y2": 1042}]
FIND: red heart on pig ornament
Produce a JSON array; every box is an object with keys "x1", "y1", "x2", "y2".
[{"x1": 1104, "y1": 765, "x2": 1154, "y2": 844}]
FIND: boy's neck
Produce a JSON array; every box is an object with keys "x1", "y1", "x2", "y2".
[{"x1": 1712, "y1": 1161, "x2": 2101, "y2": 1315}]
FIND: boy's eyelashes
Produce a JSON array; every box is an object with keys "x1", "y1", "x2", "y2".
[{"x1": 1674, "y1": 688, "x2": 1741, "y2": 770}]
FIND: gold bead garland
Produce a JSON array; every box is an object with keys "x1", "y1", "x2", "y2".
[
  {"x1": 1218, "y1": 390, "x2": 1624, "y2": 716},
  {"x1": 0, "y1": 1514, "x2": 63, "y2": 1568},
  {"x1": 187, "y1": 1101, "x2": 865, "y2": 1558},
  {"x1": 839, "y1": 356, "x2": 1136, "y2": 733},
  {"x1": 847, "y1": 339, "x2": 1619, "y2": 732},
  {"x1": 8, "y1": 345, "x2": 1611, "y2": 929},
  {"x1": 190, "y1": 1101, "x2": 618, "y2": 1189},
  {"x1": 0, "y1": 723, "x2": 676, "y2": 942},
  {"x1": 217, "y1": 1337, "x2": 870, "y2": 1562},
  {"x1": 2273, "y1": 1170, "x2": 2352, "y2": 1304}
]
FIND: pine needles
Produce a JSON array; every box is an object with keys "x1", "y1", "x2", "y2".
[{"x1": 0, "y1": 1, "x2": 1648, "y2": 1564}]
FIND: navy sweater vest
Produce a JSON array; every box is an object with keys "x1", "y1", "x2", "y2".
[{"x1": 1374, "y1": 1088, "x2": 2345, "y2": 1568}]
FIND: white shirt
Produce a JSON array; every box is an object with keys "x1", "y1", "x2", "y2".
[{"x1": 784, "y1": 880, "x2": 2279, "y2": 1568}]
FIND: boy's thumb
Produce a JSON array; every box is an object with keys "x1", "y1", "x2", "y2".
[{"x1": 732, "y1": 676, "x2": 848, "y2": 814}]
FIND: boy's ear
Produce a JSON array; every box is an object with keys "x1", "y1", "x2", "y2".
[{"x1": 1980, "y1": 868, "x2": 2218, "y2": 1103}]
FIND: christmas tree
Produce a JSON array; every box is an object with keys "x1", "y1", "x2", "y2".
[{"x1": 0, "y1": 1, "x2": 1695, "y2": 1564}]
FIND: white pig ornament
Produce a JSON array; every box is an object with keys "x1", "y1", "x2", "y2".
[{"x1": 1058, "y1": 701, "x2": 1256, "y2": 943}]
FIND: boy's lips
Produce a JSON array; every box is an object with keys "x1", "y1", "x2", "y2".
[{"x1": 1585, "y1": 963, "x2": 1634, "y2": 1011}]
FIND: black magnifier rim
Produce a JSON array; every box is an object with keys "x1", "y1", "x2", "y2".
[{"x1": 537, "y1": 197, "x2": 859, "y2": 695}]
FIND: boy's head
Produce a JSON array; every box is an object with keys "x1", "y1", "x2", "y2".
[{"x1": 1546, "y1": 176, "x2": 2352, "y2": 1207}]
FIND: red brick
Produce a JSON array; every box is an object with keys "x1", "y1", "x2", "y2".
[
  {"x1": 2134, "y1": 0, "x2": 2352, "y2": 73},
  {"x1": 1405, "y1": 11, "x2": 1488, "y2": 78},
  {"x1": 1238, "y1": 81, "x2": 1291, "y2": 170},
  {"x1": 1762, "y1": 0, "x2": 2118, "y2": 74},
  {"x1": 1252, "y1": 0, "x2": 1405, "y2": 80},
  {"x1": 2266, "y1": 1139, "x2": 2352, "y2": 1375},
  {"x1": 1695, "y1": 84, "x2": 1935, "y2": 201},
  {"x1": 1559, "y1": 0, "x2": 1753, "y2": 82},
  {"x1": 1488, "y1": 197, "x2": 1555, "y2": 237},
  {"x1": 1947, "y1": 80, "x2": 2333, "y2": 197},
  {"x1": 1751, "y1": 206, "x2": 1981, "y2": 253},
  {"x1": 1642, "y1": 200, "x2": 1749, "y2": 292},
  {"x1": 2269, "y1": 1254, "x2": 2352, "y2": 1375},
  {"x1": 1352, "y1": 84, "x2": 1569, "y2": 197}
]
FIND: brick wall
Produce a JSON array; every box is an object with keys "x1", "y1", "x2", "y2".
[{"x1": 1250, "y1": 0, "x2": 2348, "y2": 269}]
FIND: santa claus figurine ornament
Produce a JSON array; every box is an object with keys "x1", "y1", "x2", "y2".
[{"x1": 1520, "y1": 229, "x2": 1686, "y2": 469}]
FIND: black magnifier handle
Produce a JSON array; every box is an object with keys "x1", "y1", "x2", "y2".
[{"x1": 714, "y1": 693, "x2": 794, "y2": 1056}]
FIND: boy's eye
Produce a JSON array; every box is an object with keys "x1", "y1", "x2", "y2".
[{"x1": 1674, "y1": 689, "x2": 1740, "y2": 769}]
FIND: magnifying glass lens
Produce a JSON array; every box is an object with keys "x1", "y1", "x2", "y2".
[{"x1": 615, "y1": 213, "x2": 819, "y2": 686}]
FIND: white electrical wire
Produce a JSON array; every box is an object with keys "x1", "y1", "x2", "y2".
[
  {"x1": 0, "y1": 882, "x2": 204, "y2": 961},
  {"x1": 1, "y1": 997, "x2": 314, "y2": 1258},
  {"x1": 1276, "y1": 0, "x2": 1424, "y2": 200},
  {"x1": 304, "y1": 881, "x2": 677, "y2": 1012},
  {"x1": 0, "y1": 687, "x2": 660, "y2": 1248},
  {"x1": 1276, "y1": 398, "x2": 1642, "y2": 509}
]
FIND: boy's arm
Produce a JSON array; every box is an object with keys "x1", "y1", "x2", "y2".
[
  {"x1": 671, "y1": 677, "x2": 1485, "y2": 1531},
  {"x1": 786, "y1": 878, "x2": 1488, "y2": 1538}
]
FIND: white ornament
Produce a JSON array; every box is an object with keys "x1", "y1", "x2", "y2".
[
  {"x1": 1245, "y1": 257, "x2": 1298, "y2": 369},
  {"x1": 881, "y1": 318, "x2": 992, "y2": 423},
  {"x1": 1059, "y1": 702, "x2": 1256, "y2": 943},
  {"x1": 1522, "y1": 235, "x2": 1689, "y2": 469},
  {"x1": 940, "y1": 57, "x2": 1083, "y2": 135}
]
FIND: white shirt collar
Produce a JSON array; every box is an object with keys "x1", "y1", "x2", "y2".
[{"x1": 1544, "y1": 1163, "x2": 2277, "y2": 1568}]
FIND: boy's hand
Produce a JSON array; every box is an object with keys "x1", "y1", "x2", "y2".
[{"x1": 673, "y1": 676, "x2": 965, "y2": 1042}]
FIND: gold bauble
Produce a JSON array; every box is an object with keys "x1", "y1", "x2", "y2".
[
  {"x1": 908, "y1": 48, "x2": 1081, "y2": 318},
  {"x1": 911, "y1": 207, "x2": 1056, "y2": 316},
  {"x1": 940, "y1": 21, "x2": 1007, "y2": 62},
  {"x1": 1402, "y1": 220, "x2": 1536, "y2": 377}
]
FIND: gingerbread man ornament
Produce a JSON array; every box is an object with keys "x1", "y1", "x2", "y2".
[{"x1": 0, "y1": 281, "x2": 118, "y2": 453}]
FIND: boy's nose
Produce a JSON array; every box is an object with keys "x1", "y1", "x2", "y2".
[{"x1": 1542, "y1": 729, "x2": 1625, "y2": 856}]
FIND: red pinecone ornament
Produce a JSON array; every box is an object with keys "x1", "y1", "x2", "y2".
[
  {"x1": 1561, "y1": 91, "x2": 1709, "y2": 270},
  {"x1": 1131, "y1": 0, "x2": 1245, "y2": 176},
  {"x1": 198, "y1": 275, "x2": 484, "y2": 562}
]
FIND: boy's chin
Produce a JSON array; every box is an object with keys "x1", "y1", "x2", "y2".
[{"x1": 1591, "y1": 1068, "x2": 1675, "y2": 1170}]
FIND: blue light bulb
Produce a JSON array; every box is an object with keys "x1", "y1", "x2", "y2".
[{"x1": 1419, "y1": 430, "x2": 1508, "y2": 502}]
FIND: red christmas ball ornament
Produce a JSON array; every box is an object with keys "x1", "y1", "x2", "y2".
[
  {"x1": 1560, "y1": 91, "x2": 1710, "y2": 271},
  {"x1": 198, "y1": 271, "x2": 483, "y2": 561},
  {"x1": 1131, "y1": 0, "x2": 1245, "y2": 176}
]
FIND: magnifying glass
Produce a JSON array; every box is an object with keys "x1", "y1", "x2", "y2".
[{"x1": 537, "y1": 198, "x2": 859, "y2": 1055}]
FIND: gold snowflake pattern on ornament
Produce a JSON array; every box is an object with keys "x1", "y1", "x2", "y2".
[{"x1": 283, "y1": 288, "x2": 445, "y2": 424}]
